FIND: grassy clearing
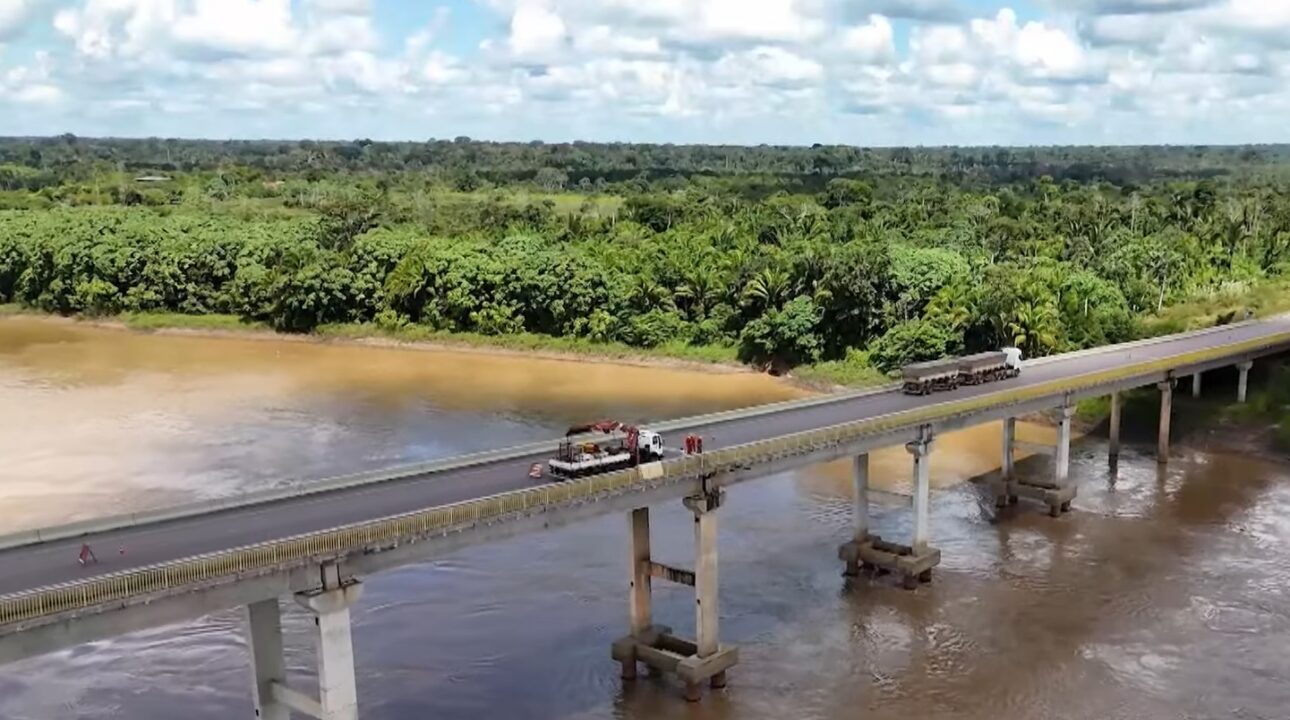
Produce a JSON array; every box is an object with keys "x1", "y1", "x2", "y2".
[
  {"x1": 435, "y1": 190, "x2": 623, "y2": 217},
  {"x1": 0, "y1": 303, "x2": 25, "y2": 316},
  {"x1": 792, "y1": 349, "x2": 892, "y2": 389},
  {"x1": 317, "y1": 322, "x2": 741, "y2": 365},
  {"x1": 1139, "y1": 276, "x2": 1290, "y2": 336},
  {"x1": 118, "y1": 312, "x2": 266, "y2": 332}
]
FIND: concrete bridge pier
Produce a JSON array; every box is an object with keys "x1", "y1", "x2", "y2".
[
  {"x1": 1192, "y1": 372, "x2": 1203, "y2": 398},
  {"x1": 1237, "y1": 361, "x2": 1253, "y2": 403},
  {"x1": 838, "y1": 427, "x2": 940, "y2": 590},
  {"x1": 1158, "y1": 381, "x2": 1173, "y2": 464},
  {"x1": 613, "y1": 491, "x2": 737, "y2": 702},
  {"x1": 241, "y1": 565, "x2": 364, "y2": 720},
  {"x1": 997, "y1": 406, "x2": 1076, "y2": 517}
]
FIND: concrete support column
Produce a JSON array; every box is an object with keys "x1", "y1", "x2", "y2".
[
  {"x1": 244, "y1": 598, "x2": 289, "y2": 720},
  {"x1": 621, "y1": 507, "x2": 651, "y2": 680},
  {"x1": 613, "y1": 492, "x2": 737, "y2": 702},
  {"x1": 1055, "y1": 406, "x2": 1073, "y2": 485},
  {"x1": 1157, "y1": 381, "x2": 1173, "y2": 465},
  {"x1": 680, "y1": 489, "x2": 731, "y2": 700},
  {"x1": 1001, "y1": 418, "x2": 1016, "y2": 481},
  {"x1": 1108, "y1": 392, "x2": 1121, "y2": 461},
  {"x1": 907, "y1": 433, "x2": 933, "y2": 555},
  {"x1": 1192, "y1": 372, "x2": 1202, "y2": 399},
  {"x1": 844, "y1": 454, "x2": 870, "y2": 576},
  {"x1": 1237, "y1": 361, "x2": 1253, "y2": 404},
  {"x1": 996, "y1": 417, "x2": 1017, "y2": 508},
  {"x1": 295, "y1": 579, "x2": 364, "y2": 720},
  {"x1": 688, "y1": 496, "x2": 720, "y2": 660}
]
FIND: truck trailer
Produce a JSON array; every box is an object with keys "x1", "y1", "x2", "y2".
[
  {"x1": 900, "y1": 357, "x2": 962, "y2": 396},
  {"x1": 901, "y1": 347, "x2": 1022, "y2": 396}
]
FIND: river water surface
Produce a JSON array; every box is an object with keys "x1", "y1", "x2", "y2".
[{"x1": 1, "y1": 317, "x2": 1288, "y2": 719}]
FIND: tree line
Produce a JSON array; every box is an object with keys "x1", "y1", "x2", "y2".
[{"x1": 1, "y1": 138, "x2": 1288, "y2": 373}]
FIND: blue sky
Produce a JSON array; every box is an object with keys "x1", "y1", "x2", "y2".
[{"x1": 0, "y1": 0, "x2": 1287, "y2": 145}]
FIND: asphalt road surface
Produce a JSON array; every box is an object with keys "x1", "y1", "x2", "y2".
[{"x1": 3, "y1": 317, "x2": 1288, "y2": 598}]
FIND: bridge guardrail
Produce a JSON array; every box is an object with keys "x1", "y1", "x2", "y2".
[{"x1": 3, "y1": 328, "x2": 1290, "y2": 628}]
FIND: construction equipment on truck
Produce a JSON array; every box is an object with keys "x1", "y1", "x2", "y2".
[
  {"x1": 547, "y1": 420, "x2": 665, "y2": 479},
  {"x1": 901, "y1": 347, "x2": 1022, "y2": 395}
]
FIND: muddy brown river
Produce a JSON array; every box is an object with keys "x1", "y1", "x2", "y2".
[{"x1": 1, "y1": 317, "x2": 1288, "y2": 719}]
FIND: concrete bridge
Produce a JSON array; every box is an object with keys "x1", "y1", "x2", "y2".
[{"x1": 2, "y1": 317, "x2": 1289, "y2": 718}]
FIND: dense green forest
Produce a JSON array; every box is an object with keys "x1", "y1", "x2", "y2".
[{"x1": 2, "y1": 135, "x2": 1289, "y2": 380}]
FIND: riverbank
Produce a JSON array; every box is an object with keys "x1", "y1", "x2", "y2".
[{"x1": 0, "y1": 306, "x2": 877, "y2": 389}]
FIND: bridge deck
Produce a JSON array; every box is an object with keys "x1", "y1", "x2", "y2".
[{"x1": 1, "y1": 318, "x2": 1288, "y2": 601}]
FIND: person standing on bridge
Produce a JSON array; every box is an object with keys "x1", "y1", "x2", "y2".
[{"x1": 78, "y1": 543, "x2": 98, "y2": 566}]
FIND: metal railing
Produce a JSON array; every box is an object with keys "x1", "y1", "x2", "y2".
[{"x1": 3, "y1": 329, "x2": 1288, "y2": 628}]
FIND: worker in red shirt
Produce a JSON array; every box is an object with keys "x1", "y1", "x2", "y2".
[{"x1": 78, "y1": 543, "x2": 98, "y2": 566}]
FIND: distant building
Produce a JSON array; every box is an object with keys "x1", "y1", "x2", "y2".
[{"x1": 134, "y1": 175, "x2": 171, "y2": 183}]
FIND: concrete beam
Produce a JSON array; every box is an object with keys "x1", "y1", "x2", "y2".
[
  {"x1": 648, "y1": 562, "x2": 695, "y2": 587},
  {"x1": 245, "y1": 598, "x2": 289, "y2": 720},
  {"x1": 0, "y1": 569, "x2": 311, "y2": 665},
  {"x1": 272, "y1": 682, "x2": 326, "y2": 720},
  {"x1": 1013, "y1": 440, "x2": 1056, "y2": 456},
  {"x1": 1238, "y1": 361, "x2": 1253, "y2": 403}
]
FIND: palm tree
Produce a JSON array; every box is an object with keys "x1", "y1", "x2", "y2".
[
  {"x1": 626, "y1": 275, "x2": 674, "y2": 313},
  {"x1": 674, "y1": 267, "x2": 722, "y2": 319},
  {"x1": 1007, "y1": 300, "x2": 1060, "y2": 356},
  {"x1": 741, "y1": 267, "x2": 792, "y2": 313}
]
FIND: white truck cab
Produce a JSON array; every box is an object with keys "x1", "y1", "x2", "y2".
[
  {"x1": 638, "y1": 430, "x2": 664, "y2": 460},
  {"x1": 1002, "y1": 346, "x2": 1024, "y2": 371}
]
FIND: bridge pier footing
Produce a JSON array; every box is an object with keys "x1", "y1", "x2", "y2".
[
  {"x1": 613, "y1": 492, "x2": 737, "y2": 701},
  {"x1": 839, "y1": 428, "x2": 939, "y2": 590}
]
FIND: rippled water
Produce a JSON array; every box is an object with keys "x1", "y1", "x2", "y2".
[{"x1": 2, "y1": 317, "x2": 1289, "y2": 720}]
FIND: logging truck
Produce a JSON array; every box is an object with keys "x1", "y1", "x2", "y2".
[{"x1": 901, "y1": 347, "x2": 1022, "y2": 396}]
